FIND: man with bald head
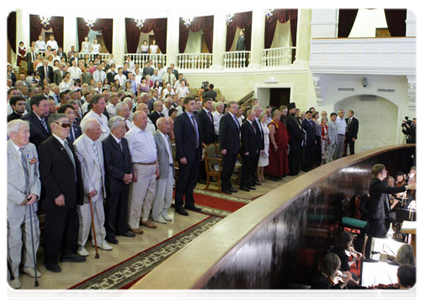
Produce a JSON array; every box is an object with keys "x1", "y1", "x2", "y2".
[
  {"x1": 152, "y1": 117, "x2": 175, "y2": 223},
  {"x1": 135, "y1": 103, "x2": 156, "y2": 132},
  {"x1": 125, "y1": 111, "x2": 159, "y2": 234},
  {"x1": 149, "y1": 100, "x2": 165, "y2": 129},
  {"x1": 73, "y1": 118, "x2": 112, "y2": 256}
]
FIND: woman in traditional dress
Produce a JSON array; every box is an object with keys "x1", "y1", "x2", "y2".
[
  {"x1": 257, "y1": 113, "x2": 270, "y2": 182},
  {"x1": 17, "y1": 41, "x2": 26, "y2": 67},
  {"x1": 265, "y1": 109, "x2": 290, "y2": 180}
]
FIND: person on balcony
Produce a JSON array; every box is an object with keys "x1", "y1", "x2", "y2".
[
  {"x1": 82, "y1": 37, "x2": 90, "y2": 54},
  {"x1": 236, "y1": 30, "x2": 246, "y2": 51}
]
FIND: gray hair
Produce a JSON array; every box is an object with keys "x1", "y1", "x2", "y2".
[
  {"x1": 156, "y1": 117, "x2": 167, "y2": 128},
  {"x1": 140, "y1": 92, "x2": 148, "y2": 98},
  {"x1": 81, "y1": 117, "x2": 101, "y2": 132},
  {"x1": 48, "y1": 113, "x2": 67, "y2": 128},
  {"x1": 214, "y1": 101, "x2": 224, "y2": 108},
  {"x1": 116, "y1": 102, "x2": 129, "y2": 115},
  {"x1": 7, "y1": 119, "x2": 29, "y2": 135},
  {"x1": 108, "y1": 116, "x2": 125, "y2": 131}
]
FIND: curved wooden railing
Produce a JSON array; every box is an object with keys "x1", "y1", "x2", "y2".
[
  {"x1": 131, "y1": 144, "x2": 415, "y2": 289},
  {"x1": 237, "y1": 91, "x2": 254, "y2": 106}
]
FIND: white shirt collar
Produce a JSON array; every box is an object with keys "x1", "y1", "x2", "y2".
[
  {"x1": 53, "y1": 133, "x2": 66, "y2": 146},
  {"x1": 111, "y1": 133, "x2": 121, "y2": 144}
]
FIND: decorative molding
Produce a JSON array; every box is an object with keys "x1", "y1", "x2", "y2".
[
  {"x1": 406, "y1": 75, "x2": 416, "y2": 110},
  {"x1": 312, "y1": 74, "x2": 323, "y2": 105}
]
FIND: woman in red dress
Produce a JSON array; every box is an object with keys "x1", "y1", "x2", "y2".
[
  {"x1": 265, "y1": 109, "x2": 290, "y2": 180},
  {"x1": 17, "y1": 41, "x2": 26, "y2": 67}
]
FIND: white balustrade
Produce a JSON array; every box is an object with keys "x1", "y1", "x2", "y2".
[
  {"x1": 78, "y1": 53, "x2": 113, "y2": 63},
  {"x1": 125, "y1": 54, "x2": 167, "y2": 68},
  {"x1": 261, "y1": 47, "x2": 295, "y2": 68},
  {"x1": 223, "y1": 51, "x2": 250, "y2": 69},
  {"x1": 177, "y1": 53, "x2": 213, "y2": 70}
]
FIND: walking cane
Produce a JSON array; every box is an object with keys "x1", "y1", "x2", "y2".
[
  {"x1": 28, "y1": 204, "x2": 39, "y2": 287},
  {"x1": 88, "y1": 197, "x2": 100, "y2": 259}
]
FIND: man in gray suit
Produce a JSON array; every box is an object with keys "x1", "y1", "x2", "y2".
[
  {"x1": 73, "y1": 118, "x2": 112, "y2": 257},
  {"x1": 236, "y1": 30, "x2": 247, "y2": 51},
  {"x1": 326, "y1": 113, "x2": 338, "y2": 163},
  {"x1": 152, "y1": 117, "x2": 175, "y2": 224},
  {"x1": 7, "y1": 120, "x2": 42, "y2": 289}
]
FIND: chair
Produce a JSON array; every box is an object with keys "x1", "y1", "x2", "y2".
[
  {"x1": 203, "y1": 143, "x2": 223, "y2": 190},
  {"x1": 340, "y1": 195, "x2": 368, "y2": 252},
  {"x1": 171, "y1": 142, "x2": 179, "y2": 182}
]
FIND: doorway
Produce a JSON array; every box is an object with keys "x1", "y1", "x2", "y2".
[
  {"x1": 269, "y1": 88, "x2": 291, "y2": 108},
  {"x1": 255, "y1": 86, "x2": 293, "y2": 108}
]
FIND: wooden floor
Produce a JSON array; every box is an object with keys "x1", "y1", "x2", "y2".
[{"x1": 18, "y1": 172, "x2": 304, "y2": 289}]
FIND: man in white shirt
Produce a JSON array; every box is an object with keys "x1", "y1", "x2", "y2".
[
  {"x1": 116, "y1": 102, "x2": 133, "y2": 132},
  {"x1": 68, "y1": 60, "x2": 82, "y2": 82},
  {"x1": 134, "y1": 68, "x2": 142, "y2": 86},
  {"x1": 334, "y1": 109, "x2": 347, "y2": 160},
  {"x1": 162, "y1": 97, "x2": 173, "y2": 118},
  {"x1": 106, "y1": 93, "x2": 119, "y2": 118},
  {"x1": 176, "y1": 80, "x2": 189, "y2": 98},
  {"x1": 34, "y1": 35, "x2": 45, "y2": 54},
  {"x1": 80, "y1": 95, "x2": 110, "y2": 141},
  {"x1": 46, "y1": 35, "x2": 59, "y2": 52},
  {"x1": 135, "y1": 103, "x2": 156, "y2": 132},
  {"x1": 150, "y1": 69, "x2": 161, "y2": 85},
  {"x1": 161, "y1": 67, "x2": 176, "y2": 87},
  {"x1": 114, "y1": 67, "x2": 127, "y2": 87},
  {"x1": 212, "y1": 101, "x2": 224, "y2": 141},
  {"x1": 125, "y1": 111, "x2": 159, "y2": 234},
  {"x1": 162, "y1": 84, "x2": 175, "y2": 99},
  {"x1": 93, "y1": 65, "x2": 106, "y2": 83}
]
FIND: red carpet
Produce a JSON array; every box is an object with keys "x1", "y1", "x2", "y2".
[{"x1": 194, "y1": 192, "x2": 246, "y2": 212}]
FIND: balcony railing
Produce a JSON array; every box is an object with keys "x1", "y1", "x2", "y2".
[
  {"x1": 177, "y1": 53, "x2": 213, "y2": 70},
  {"x1": 224, "y1": 51, "x2": 250, "y2": 69},
  {"x1": 78, "y1": 53, "x2": 113, "y2": 63},
  {"x1": 261, "y1": 47, "x2": 295, "y2": 68},
  {"x1": 125, "y1": 54, "x2": 167, "y2": 68}
]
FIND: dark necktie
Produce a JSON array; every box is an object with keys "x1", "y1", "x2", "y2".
[
  {"x1": 19, "y1": 148, "x2": 29, "y2": 194},
  {"x1": 232, "y1": 115, "x2": 240, "y2": 131},
  {"x1": 191, "y1": 115, "x2": 199, "y2": 149},
  {"x1": 69, "y1": 125, "x2": 75, "y2": 143},
  {"x1": 40, "y1": 118, "x2": 49, "y2": 133},
  {"x1": 207, "y1": 111, "x2": 213, "y2": 124}
]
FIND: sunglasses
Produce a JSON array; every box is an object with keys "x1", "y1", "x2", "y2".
[{"x1": 54, "y1": 122, "x2": 71, "y2": 129}]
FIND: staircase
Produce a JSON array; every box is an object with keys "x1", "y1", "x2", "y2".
[{"x1": 237, "y1": 91, "x2": 254, "y2": 106}]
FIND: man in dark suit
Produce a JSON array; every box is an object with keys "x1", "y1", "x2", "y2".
[
  {"x1": 196, "y1": 97, "x2": 215, "y2": 184},
  {"x1": 149, "y1": 100, "x2": 165, "y2": 129},
  {"x1": 37, "y1": 59, "x2": 54, "y2": 83},
  {"x1": 170, "y1": 63, "x2": 179, "y2": 81},
  {"x1": 58, "y1": 104, "x2": 81, "y2": 144},
  {"x1": 102, "y1": 116, "x2": 135, "y2": 244},
  {"x1": 107, "y1": 64, "x2": 117, "y2": 84},
  {"x1": 236, "y1": 30, "x2": 247, "y2": 51},
  {"x1": 240, "y1": 110, "x2": 259, "y2": 191},
  {"x1": 345, "y1": 110, "x2": 359, "y2": 155},
  {"x1": 204, "y1": 83, "x2": 217, "y2": 101},
  {"x1": 219, "y1": 101, "x2": 241, "y2": 194},
  {"x1": 302, "y1": 111, "x2": 315, "y2": 172},
  {"x1": 53, "y1": 64, "x2": 66, "y2": 85},
  {"x1": 25, "y1": 46, "x2": 37, "y2": 75},
  {"x1": 21, "y1": 94, "x2": 51, "y2": 148},
  {"x1": 251, "y1": 105, "x2": 264, "y2": 185},
  {"x1": 174, "y1": 96, "x2": 203, "y2": 216},
  {"x1": 38, "y1": 113, "x2": 86, "y2": 273},
  {"x1": 285, "y1": 102, "x2": 304, "y2": 175},
  {"x1": 57, "y1": 47, "x2": 67, "y2": 62},
  {"x1": 405, "y1": 118, "x2": 420, "y2": 144},
  {"x1": 142, "y1": 60, "x2": 154, "y2": 77}
]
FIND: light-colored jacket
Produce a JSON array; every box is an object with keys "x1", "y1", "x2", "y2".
[
  {"x1": 7, "y1": 140, "x2": 41, "y2": 218},
  {"x1": 74, "y1": 134, "x2": 106, "y2": 203},
  {"x1": 328, "y1": 120, "x2": 338, "y2": 145},
  {"x1": 153, "y1": 130, "x2": 175, "y2": 180}
]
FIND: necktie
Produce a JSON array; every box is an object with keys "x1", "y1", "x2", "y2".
[
  {"x1": 118, "y1": 140, "x2": 123, "y2": 151},
  {"x1": 19, "y1": 148, "x2": 29, "y2": 195},
  {"x1": 40, "y1": 118, "x2": 49, "y2": 133},
  {"x1": 232, "y1": 115, "x2": 240, "y2": 131},
  {"x1": 45, "y1": 66, "x2": 48, "y2": 77},
  {"x1": 207, "y1": 111, "x2": 213, "y2": 124},
  {"x1": 63, "y1": 140, "x2": 76, "y2": 169},
  {"x1": 93, "y1": 143, "x2": 103, "y2": 186},
  {"x1": 252, "y1": 122, "x2": 256, "y2": 134},
  {"x1": 69, "y1": 125, "x2": 75, "y2": 143},
  {"x1": 191, "y1": 115, "x2": 199, "y2": 149}
]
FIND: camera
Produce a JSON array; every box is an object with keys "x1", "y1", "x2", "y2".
[{"x1": 401, "y1": 116, "x2": 412, "y2": 128}]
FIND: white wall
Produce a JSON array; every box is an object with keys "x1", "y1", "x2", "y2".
[{"x1": 349, "y1": 9, "x2": 388, "y2": 38}]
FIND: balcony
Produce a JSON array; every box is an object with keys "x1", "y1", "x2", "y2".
[
  {"x1": 125, "y1": 54, "x2": 167, "y2": 68},
  {"x1": 261, "y1": 47, "x2": 295, "y2": 68},
  {"x1": 309, "y1": 37, "x2": 416, "y2": 76},
  {"x1": 177, "y1": 53, "x2": 213, "y2": 70}
]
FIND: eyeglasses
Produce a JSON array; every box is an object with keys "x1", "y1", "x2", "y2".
[{"x1": 54, "y1": 122, "x2": 71, "y2": 128}]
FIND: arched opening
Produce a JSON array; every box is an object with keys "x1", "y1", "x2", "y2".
[{"x1": 334, "y1": 94, "x2": 399, "y2": 153}]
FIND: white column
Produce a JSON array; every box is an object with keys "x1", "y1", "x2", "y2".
[
  {"x1": 310, "y1": 9, "x2": 338, "y2": 38},
  {"x1": 63, "y1": 14, "x2": 77, "y2": 53},
  {"x1": 406, "y1": 10, "x2": 416, "y2": 37},
  {"x1": 294, "y1": 9, "x2": 312, "y2": 67},
  {"x1": 249, "y1": 9, "x2": 265, "y2": 70},
  {"x1": 16, "y1": 9, "x2": 30, "y2": 49},
  {"x1": 166, "y1": 13, "x2": 179, "y2": 67},
  {"x1": 210, "y1": 12, "x2": 226, "y2": 70},
  {"x1": 112, "y1": 13, "x2": 126, "y2": 66}
]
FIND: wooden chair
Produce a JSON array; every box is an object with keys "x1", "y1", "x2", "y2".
[
  {"x1": 203, "y1": 143, "x2": 223, "y2": 190},
  {"x1": 171, "y1": 142, "x2": 179, "y2": 182}
]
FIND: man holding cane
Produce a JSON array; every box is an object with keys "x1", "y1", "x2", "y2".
[{"x1": 7, "y1": 120, "x2": 42, "y2": 288}]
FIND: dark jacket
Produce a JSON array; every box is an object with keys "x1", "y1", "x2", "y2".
[
  {"x1": 302, "y1": 118, "x2": 316, "y2": 147},
  {"x1": 21, "y1": 111, "x2": 51, "y2": 148},
  {"x1": 346, "y1": 117, "x2": 359, "y2": 140},
  {"x1": 368, "y1": 178, "x2": 406, "y2": 221},
  {"x1": 285, "y1": 114, "x2": 304, "y2": 153},
  {"x1": 174, "y1": 112, "x2": 203, "y2": 163},
  {"x1": 102, "y1": 134, "x2": 133, "y2": 194},
  {"x1": 149, "y1": 110, "x2": 165, "y2": 129},
  {"x1": 241, "y1": 120, "x2": 258, "y2": 157},
  {"x1": 38, "y1": 136, "x2": 84, "y2": 210},
  {"x1": 219, "y1": 113, "x2": 240, "y2": 154},
  {"x1": 196, "y1": 108, "x2": 215, "y2": 145}
]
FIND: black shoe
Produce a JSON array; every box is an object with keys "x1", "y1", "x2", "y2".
[
  {"x1": 119, "y1": 231, "x2": 136, "y2": 237},
  {"x1": 198, "y1": 179, "x2": 207, "y2": 184},
  {"x1": 229, "y1": 187, "x2": 238, "y2": 193},
  {"x1": 43, "y1": 261, "x2": 62, "y2": 273},
  {"x1": 185, "y1": 205, "x2": 202, "y2": 212},
  {"x1": 240, "y1": 186, "x2": 250, "y2": 192},
  {"x1": 269, "y1": 175, "x2": 278, "y2": 181},
  {"x1": 106, "y1": 238, "x2": 119, "y2": 244},
  {"x1": 60, "y1": 254, "x2": 87, "y2": 263},
  {"x1": 254, "y1": 182, "x2": 261, "y2": 186},
  {"x1": 222, "y1": 189, "x2": 232, "y2": 195},
  {"x1": 175, "y1": 207, "x2": 189, "y2": 216},
  {"x1": 247, "y1": 186, "x2": 256, "y2": 190}
]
